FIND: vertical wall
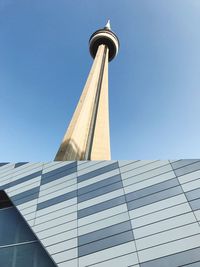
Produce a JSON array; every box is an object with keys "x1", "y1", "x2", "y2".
[{"x1": 0, "y1": 160, "x2": 200, "y2": 266}]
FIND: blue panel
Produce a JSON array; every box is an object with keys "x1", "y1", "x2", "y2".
[
  {"x1": 126, "y1": 178, "x2": 179, "y2": 203},
  {"x1": 41, "y1": 162, "x2": 77, "y2": 185},
  {"x1": 78, "y1": 174, "x2": 122, "y2": 196},
  {"x1": 140, "y1": 247, "x2": 200, "y2": 267},
  {"x1": 173, "y1": 161, "x2": 200, "y2": 177},
  {"x1": 190, "y1": 198, "x2": 200, "y2": 211},
  {"x1": 171, "y1": 160, "x2": 200, "y2": 170},
  {"x1": 1, "y1": 171, "x2": 42, "y2": 190},
  {"x1": 127, "y1": 186, "x2": 183, "y2": 211},
  {"x1": 78, "y1": 195, "x2": 126, "y2": 219},
  {"x1": 11, "y1": 187, "x2": 40, "y2": 205},
  {"x1": 78, "y1": 220, "x2": 133, "y2": 246},
  {"x1": 186, "y1": 188, "x2": 200, "y2": 201},
  {"x1": 78, "y1": 181, "x2": 123, "y2": 203},
  {"x1": 77, "y1": 162, "x2": 119, "y2": 183},
  {"x1": 14, "y1": 163, "x2": 29, "y2": 168},
  {"x1": 37, "y1": 189, "x2": 77, "y2": 210},
  {"x1": 78, "y1": 230, "x2": 134, "y2": 257}
]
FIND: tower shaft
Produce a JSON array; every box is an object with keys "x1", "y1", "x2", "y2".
[{"x1": 54, "y1": 44, "x2": 110, "y2": 160}]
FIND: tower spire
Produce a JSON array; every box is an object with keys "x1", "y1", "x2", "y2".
[
  {"x1": 54, "y1": 22, "x2": 119, "y2": 161},
  {"x1": 105, "y1": 19, "x2": 111, "y2": 30}
]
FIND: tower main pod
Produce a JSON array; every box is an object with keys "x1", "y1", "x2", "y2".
[{"x1": 55, "y1": 21, "x2": 119, "y2": 161}]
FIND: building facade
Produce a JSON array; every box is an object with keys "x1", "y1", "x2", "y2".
[{"x1": 0, "y1": 160, "x2": 200, "y2": 266}]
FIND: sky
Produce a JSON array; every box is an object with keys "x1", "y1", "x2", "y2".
[{"x1": 0, "y1": 0, "x2": 200, "y2": 161}]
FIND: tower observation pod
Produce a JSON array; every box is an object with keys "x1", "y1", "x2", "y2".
[{"x1": 54, "y1": 20, "x2": 120, "y2": 161}]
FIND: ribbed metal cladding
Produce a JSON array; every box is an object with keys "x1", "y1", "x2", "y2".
[{"x1": 0, "y1": 160, "x2": 200, "y2": 266}]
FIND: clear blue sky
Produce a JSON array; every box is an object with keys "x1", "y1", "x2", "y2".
[{"x1": 0, "y1": 0, "x2": 200, "y2": 161}]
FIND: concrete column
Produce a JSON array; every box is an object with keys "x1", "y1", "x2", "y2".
[{"x1": 54, "y1": 44, "x2": 110, "y2": 161}]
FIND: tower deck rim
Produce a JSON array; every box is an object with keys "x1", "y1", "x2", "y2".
[{"x1": 89, "y1": 28, "x2": 120, "y2": 48}]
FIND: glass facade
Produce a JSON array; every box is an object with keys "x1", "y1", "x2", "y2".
[{"x1": 0, "y1": 191, "x2": 56, "y2": 267}]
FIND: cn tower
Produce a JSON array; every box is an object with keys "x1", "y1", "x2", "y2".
[{"x1": 55, "y1": 20, "x2": 119, "y2": 161}]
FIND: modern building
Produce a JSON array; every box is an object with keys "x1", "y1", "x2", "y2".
[
  {"x1": 0, "y1": 160, "x2": 200, "y2": 266},
  {"x1": 54, "y1": 21, "x2": 119, "y2": 161},
  {"x1": 1, "y1": 19, "x2": 200, "y2": 267}
]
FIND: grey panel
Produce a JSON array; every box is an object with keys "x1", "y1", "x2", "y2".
[
  {"x1": 173, "y1": 162, "x2": 200, "y2": 177},
  {"x1": 78, "y1": 220, "x2": 133, "y2": 246},
  {"x1": 171, "y1": 160, "x2": 200, "y2": 170},
  {"x1": 41, "y1": 162, "x2": 77, "y2": 185},
  {"x1": 78, "y1": 180, "x2": 123, "y2": 203},
  {"x1": 186, "y1": 188, "x2": 200, "y2": 201},
  {"x1": 15, "y1": 163, "x2": 29, "y2": 168},
  {"x1": 0, "y1": 242, "x2": 56, "y2": 267},
  {"x1": 78, "y1": 174, "x2": 122, "y2": 195},
  {"x1": 77, "y1": 162, "x2": 119, "y2": 183},
  {"x1": 78, "y1": 195, "x2": 126, "y2": 219},
  {"x1": 78, "y1": 230, "x2": 134, "y2": 257},
  {"x1": 126, "y1": 178, "x2": 179, "y2": 202},
  {"x1": 140, "y1": 247, "x2": 200, "y2": 267},
  {"x1": 37, "y1": 189, "x2": 77, "y2": 210},
  {"x1": 127, "y1": 186, "x2": 183, "y2": 211},
  {"x1": 190, "y1": 199, "x2": 200, "y2": 211},
  {"x1": 1, "y1": 171, "x2": 42, "y2": 190}
]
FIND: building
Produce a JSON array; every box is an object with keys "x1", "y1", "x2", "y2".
[
  {"x1": 0, "y1": 160, "x2": 200, "y2": 266},
  {"x1": 54, "y1": 21, "x2": 119, "y2": 161},
  {"x1": 1, "y1": 20, "x2": 200, "y2": 267}
]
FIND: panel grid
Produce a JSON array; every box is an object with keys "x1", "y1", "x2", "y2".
[{"x1": 0, "y1": 160, "x2": 200, "y2": 267}]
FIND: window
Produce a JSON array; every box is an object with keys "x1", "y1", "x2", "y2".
[{"x1": 0, "y1": 191, "x2": 56, "y2": 267}]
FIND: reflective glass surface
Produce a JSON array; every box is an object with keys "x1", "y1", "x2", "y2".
[
  {"x1": 0, "y1": 207, "x2": 36, "y2": 246},
  {"x1": 0, "y1": 191, "x2": 56, "y2": 267},
  {"x1": 0, "y1": 242, "x2": 56, "y2": 267}
]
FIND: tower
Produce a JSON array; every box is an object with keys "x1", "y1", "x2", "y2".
[{"x1": 54, "y1": 20, "x2": 119, "y2": 161}]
